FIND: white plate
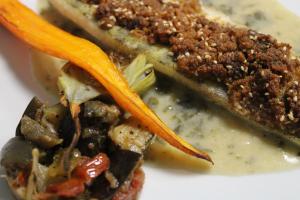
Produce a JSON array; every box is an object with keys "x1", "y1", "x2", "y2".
[{"x1": 0, "y1": 1, "x2": 300, "y2": 200}]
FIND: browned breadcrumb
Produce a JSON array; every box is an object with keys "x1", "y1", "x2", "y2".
[{"x1": 87, "y1": 0, "x2": 300, "y2": 136}]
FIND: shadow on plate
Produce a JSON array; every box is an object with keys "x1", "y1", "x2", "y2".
[
  {"x1": 0, "y1": 27, "x2": 50, "y2": 101},
  {"x1": 145, "y1": 141, "x2": 212, "y2": 175}
]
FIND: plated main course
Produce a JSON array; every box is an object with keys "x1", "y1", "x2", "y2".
[{"x1": 1, "y1": 0, "x2": 300, "y2": 199}]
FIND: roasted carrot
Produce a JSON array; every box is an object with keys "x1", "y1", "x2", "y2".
[{"x1": 0, "y1": 0, "x2": 212, "y2": 163}]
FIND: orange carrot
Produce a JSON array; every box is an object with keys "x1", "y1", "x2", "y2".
[{"x1": 0, "y1": 0, "x2": 212, "y2": 163}]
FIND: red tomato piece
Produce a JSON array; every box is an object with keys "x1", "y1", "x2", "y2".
[
  {"x1": 14, "y1": 171, "x2": 27, "y2": 187},
  {"x1": 73, "y1": 153, "x2": 110, "y2": 184},
  {"x1": 46, "y1": 178, "x2": 85, "y2": 198},
  {"x1": 40, "y1": 153, "x2": 110, "y2": 199}
]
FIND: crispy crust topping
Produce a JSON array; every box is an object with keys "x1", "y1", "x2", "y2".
[{"x1": 91, "y1": 0, "x2": 300, "y2": 135}]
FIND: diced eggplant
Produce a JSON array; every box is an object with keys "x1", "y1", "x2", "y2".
[
  {"x1": 16, "y1": 97, "x2": 67, "y2": 140},
  {"x1": 0, "y1": 137, "x2": 35, "y2": 173},
  {"x1": 84, "y1": 101, "x2": 121, "y2": 124},
  {"x1": 59, "y1": 103, "x2": 110, "y2": 155},
  {"x1": 79, "y1": 129, "x2": 107, "y2": 157},
  {"x1": 89, "y1": 118, "x2": 153, "y2": 199},
  {"x1": 90, "y1": 146, "x2": 143, "y2": 200},
  {"x1": 40, "y1": 104, "x2": 67, "y2": 135},
  {"x1": 109, "y1": 118, "x2": 154, "y2": 154},
  {"x1": 16, "y1": 97, "x2": 44, "y2": 137},
  {"x1": 59, "y1": 108, "x2": 76, "y2": 147},
  {"x1": 2, "y1": 75, "x2": 153, "y2": 199},
  {"x1": 20, "y1": 116, "x2": 63, "y2": 149},
  {"x1": 61, "y1": 106, "x2": 153, "y2": 199}
]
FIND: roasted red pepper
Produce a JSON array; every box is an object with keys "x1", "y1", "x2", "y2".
[
  {"x1": 12, "y1": 171, "x2": 28, "y2": 188},
  {"x1": 73, "y1": 153, "x2": 109, "y2": 184},
  {"x1": 39, "y1": 153, "x2": 109, "y2": 199}
]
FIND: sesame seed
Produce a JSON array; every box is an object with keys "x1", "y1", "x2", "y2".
[
  {"x1": 88, "y1": 143, "x2": 95, "y2": 149},
  {"x1": 197, "y1": 31, "x2": 203, "y2": 36},
  {"x1": 293, "y1": 96, "x2": 298, "y2": 102},
  {"x1": 280, "y1": 115, "x2": 285, "y2": 122},
  {"x1": 288, "y1": 111, "x2": 295, "y2": 121},
  {"x1": 226, "y1": 65, "x2": 233, "y2": 70},
  {"x1": 237, "y1": 104, "x2": 243, "y2": 110},
  {"x1": 177, "y1": 55, "x2": 184, "y2": 60},
  {"x1": 205, "y1": 54, "x2": 211, "y2": 59},
  {"x1": 95, "y1": 0, "x2": 300, "y2": 131},
  {"x1": 240, "y1": 66, "x2": 247, "y2": 72},
  {"x1": 167, "y1": 51, "x2": 174, "y2": 56}
]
